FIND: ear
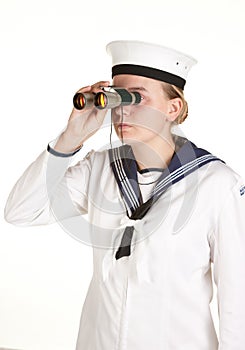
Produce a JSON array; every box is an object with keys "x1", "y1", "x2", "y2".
[{"x1": 166, "y1": 98, "x2": 183, "y2": 122}]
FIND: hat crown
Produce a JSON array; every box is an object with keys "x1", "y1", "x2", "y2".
[{"x1": 106, "y1": 40, "x2": 197, "y2": 85}]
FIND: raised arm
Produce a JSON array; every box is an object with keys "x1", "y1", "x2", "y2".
[{"x1": 4, "y1": 81, "x2": 110, "y2": 226}]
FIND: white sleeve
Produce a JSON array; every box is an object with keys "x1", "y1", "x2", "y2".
[
  {"x1": 211, "y1": 177, "x2": 245, "y2": 349},
  {"x1": 4, "y1": 147, "x2": 94, "y2": 226}
]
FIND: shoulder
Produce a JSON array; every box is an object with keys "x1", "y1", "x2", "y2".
[
  {"x1": 204, "y1": 160, "x2": 242, "y2": 183},
  {"x1": 89, "y1": 148, "x2": 110, "y2": 165},
  {"x1": 198, "y1": 159, "x2": 245, "y2": 200},
  {"x1": 64, "y1": 148, "x2": 110, "y2": 179},
  {"x1": 74, "y1": 148, "x2": 111, "y2": 175},
  {"x1": 74, "y1": 147, "x2": 109, "y2": 165},
  {"x1": 206, "y1": 158, "x2": 240, "y2": 176}
]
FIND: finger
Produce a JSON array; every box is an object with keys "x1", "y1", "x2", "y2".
[
  {"x1": 91, "y1": 80, "x2": 110, "y2": 93},
  {"x1": 76, "y1": 81, "x2": 110, "y2": 95},
  {"x1": 76, "y1": 85, "x2": 92, "y2": 94},
  {"x1": 91, "y1": 81, "x2": 110, "y2": 88}
]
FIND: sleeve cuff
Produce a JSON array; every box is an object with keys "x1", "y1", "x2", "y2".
[{"x1": 47, "y1": 143, "x2": 82, "y2": 158}]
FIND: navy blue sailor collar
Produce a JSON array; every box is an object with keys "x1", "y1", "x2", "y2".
[{"x1": 108, "y1": 135, "x2": 224, "y2": 217}]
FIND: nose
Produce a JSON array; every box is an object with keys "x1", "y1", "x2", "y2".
[{"x1": 112, "y1": 105, "x2": 132, "y2": 121}]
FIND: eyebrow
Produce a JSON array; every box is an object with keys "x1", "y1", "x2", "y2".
[
  {"x1": 111, "y1": 85, "x2": 149, "y2": 94},
  {"x1": 127, "y1": 86, "x2": 149, "y2": 93}
]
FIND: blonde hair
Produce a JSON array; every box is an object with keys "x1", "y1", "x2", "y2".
[{"x1": 161, "y1": 82, "x2": 188, "y2": 124}]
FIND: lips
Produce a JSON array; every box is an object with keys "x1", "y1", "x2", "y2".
[{"x1": 118, "y1": 123, "x2": 132, "y2": 128}]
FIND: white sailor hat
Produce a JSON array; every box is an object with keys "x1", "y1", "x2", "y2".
[{"x1": 106, "y1": 40, "x2": 197, "y2": 90}]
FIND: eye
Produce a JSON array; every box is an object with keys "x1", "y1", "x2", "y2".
[{"x1": 139, "y1": 94, "x2": 147, "y2": 103}]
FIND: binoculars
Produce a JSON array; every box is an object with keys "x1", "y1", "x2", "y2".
[{"x1": 73, "y1": 87, "x2": 142, "y2": 110}]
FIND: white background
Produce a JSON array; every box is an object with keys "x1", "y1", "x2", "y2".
[{"x1": 1, "y1": 0, "x2": 245, "y2": 349}]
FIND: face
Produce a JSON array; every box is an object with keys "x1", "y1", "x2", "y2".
[{"x1": 111, "y1": 75, "x2": 172, "y2": 146}]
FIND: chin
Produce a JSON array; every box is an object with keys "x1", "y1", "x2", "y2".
[
  {"x1": 116, "y1": 135, "x2": 146, "y2": 147},
  {"x1": 115, "y1": 128, "x2": 155, "y2": 146}
]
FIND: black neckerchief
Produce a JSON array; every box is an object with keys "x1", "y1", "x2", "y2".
[{"x1": 109, "y1": 136, "x2": 224, "y2": 259}]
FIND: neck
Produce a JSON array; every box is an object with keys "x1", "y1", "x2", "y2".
[{"x1": 130, "y1": 134, "x2": 175, "y2": 171}]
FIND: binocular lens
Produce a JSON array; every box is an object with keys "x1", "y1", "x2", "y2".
[
  {"x1": 73, "y1": 92, "x2": 95, "y2": 110},
  {"x1": 73, "y1": 93, "x2": 86, "y2": 110},
  {"x1": 95, "y1": 92, "x2": 108, "y2": 109}
]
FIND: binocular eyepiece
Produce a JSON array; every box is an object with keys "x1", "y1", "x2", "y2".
[{"x1": 73, "y1": 87, "x2": 142, "y2": 110}]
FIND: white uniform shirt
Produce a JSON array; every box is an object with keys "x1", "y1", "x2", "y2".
[{"x1": 4, "y1": 146, "x2": 245, "y2": 350}]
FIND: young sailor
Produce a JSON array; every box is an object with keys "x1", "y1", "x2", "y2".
[{"x1": 5, "y1": 40, "x2": 245, "y2": 350}]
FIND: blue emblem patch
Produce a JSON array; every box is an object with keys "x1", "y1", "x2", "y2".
[{"x1": 240, "y1": 185, "x2": 245, "y2": 196}]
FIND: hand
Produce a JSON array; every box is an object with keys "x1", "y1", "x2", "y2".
[{"x1": 54, "y1": 81, "x2": 110, "y2": 153}]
